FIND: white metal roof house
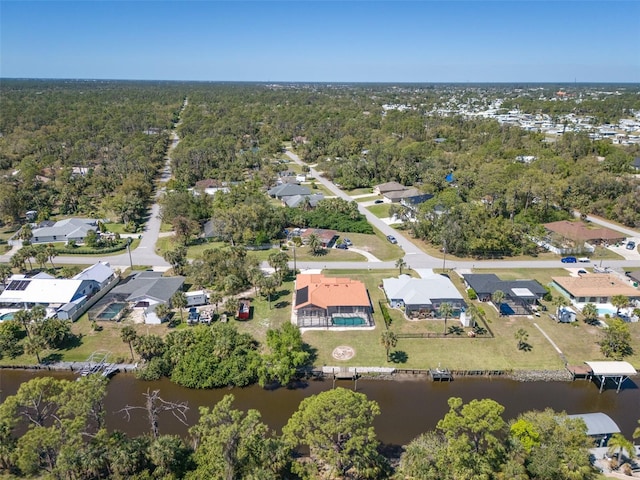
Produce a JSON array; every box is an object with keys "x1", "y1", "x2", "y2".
[
  {"x1": 31, "y1": 218, "x2": 98, "y2": 244},
  {"x1": 382, "y1": 273, "x2": 466, "y2": 320},
  {"x1": 0, "y1": 262, "x2": 118, "y2": 321}
]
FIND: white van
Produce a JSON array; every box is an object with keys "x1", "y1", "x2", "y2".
[{"x1": 577, "y1": 257, "x2": 590, "y2": 263}]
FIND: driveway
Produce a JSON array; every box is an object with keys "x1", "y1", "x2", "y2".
[{"x1": 284, "y1": 149, "x2": 640, "y2": 272}]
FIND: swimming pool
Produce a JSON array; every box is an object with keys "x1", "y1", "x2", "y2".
[
  {"x1": 96, "y1": 302, "x2": 127, "y2": 320},
  {"x1": 0, "y1": 312, "x2": 15, "y2": 321},
  {"x1": 332, "y1": 316, "x2": 367, "y2": 326},
  {"x1": 597, "y1": 306, "x2": 617, "y2": 317}
]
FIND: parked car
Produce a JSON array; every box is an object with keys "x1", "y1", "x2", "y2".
[
  {"x1": 561, "y1": 256, "x2": 577, "y2": 263},
  {"x1": 577, "y1": 257, "x2": 590, "y2": 263},
  {"x1": 343, "y1": 238, "x2": 352, "y2": 246},
  {"x1": 374, "y1": 199, "x2": 384, "y2": 204},
  {"x1": 626, "y1": 241, "x2": 636, "y2": 250},
  {"x1": 336, "y1": 243, "x2": 348, "y2": 250},
  {"x1": 387, "y1": 235, "x2": 398, "y2": 244}
]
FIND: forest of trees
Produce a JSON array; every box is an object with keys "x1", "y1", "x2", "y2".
[
  {"x1": 4, "y1": 377, "x2": 636, "y2": 479},
  {"x1": 0, "y1": 80, "x2": 184, "y2": 230},
  {"x1": 2, "y1": 81, "x2": 638, "y2": 257}
]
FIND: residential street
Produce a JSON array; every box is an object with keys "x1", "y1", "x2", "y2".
[{"x1": 284, "y1": 149, "x2": 640, "y2": 272}]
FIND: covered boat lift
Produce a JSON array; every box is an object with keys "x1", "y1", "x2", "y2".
[
  {"x1": 585, "y1": 361, "x2": 637, "y2": 393},
  {"x1": 567, "y1": 413, "x2": 621, "y2": 447}
]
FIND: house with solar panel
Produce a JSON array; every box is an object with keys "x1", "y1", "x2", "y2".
[
  {"x1": 293, "y1": 273, "x2": 373, "y2": 328},
  {"x1": 462, "y1": 273, "x2": 547, "y2": 315},
  {"x1": 0, "y1": 262, "x2": 118, "y2": 321}
]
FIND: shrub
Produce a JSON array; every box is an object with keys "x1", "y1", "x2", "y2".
[
  {"x1": 378, "y1": 300, "x2": 392, "y2": 328},
  {"x1": 467, "y1": 288, "x2": 477, "y2": 300}
]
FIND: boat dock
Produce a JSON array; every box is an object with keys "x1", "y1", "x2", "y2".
[{"x1": 430, "y1": 368, "x2": 453, "y2": 381}]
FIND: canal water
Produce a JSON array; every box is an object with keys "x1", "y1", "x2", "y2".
[{"x1": 1, "y1": 370, "x2": 638, "y2": 446}]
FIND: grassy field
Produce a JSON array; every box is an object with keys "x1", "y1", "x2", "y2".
[
  {"x1": 2, "y1": 267, "x2": 637, "y2": 374},
  {"x1": 345, "y1": 187, "x2": 374, "y2": 196},
  {"x1": 355, "y1": 195, "x2": 381, "y2": 203},
  {"x1": 366, "y1": 203, "x2": 392, "y2": 218}
]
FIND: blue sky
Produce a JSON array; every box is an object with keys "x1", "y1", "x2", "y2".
[{"x1": 1, "y1": 1, "x2": 639, "y2": 82}]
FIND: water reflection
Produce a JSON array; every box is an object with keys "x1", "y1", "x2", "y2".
[{"x1": 1, "y1": 370, "x2": 637, "y2": 446}]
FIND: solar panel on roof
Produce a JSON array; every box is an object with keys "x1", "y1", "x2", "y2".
[
  {"x1": 5, "y1": 280, "x2": 20, "y2": 290},
  {"x1": 15, "y1": 280, "x2": 31, "y2": 291}
]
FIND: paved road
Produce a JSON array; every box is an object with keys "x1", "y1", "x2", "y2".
[
  {"x1": 284, "y1": 149, "x2": 640, "y2": 272},
  {"x1": 1, "y1": 101, "x2": 190, "y2": 269}
]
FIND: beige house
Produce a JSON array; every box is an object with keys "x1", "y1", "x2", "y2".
[{"x1": 552, "y1": 274, "x2": 639, "y2": 304}]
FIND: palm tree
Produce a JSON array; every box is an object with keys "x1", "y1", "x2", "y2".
[
  {"x1": 121, "y1": 325, "x2": 138, "y2": 362},
  {"x1": 395, "y1": 258, "x2": 407, "y2": 275},
  {"x1": 581, "y1": 303, "x2": 598, "y2": 324},
  {"x1": 611, "y1": 295, "x2": 629, "y2": 317},
  {"x1": 380, "y1": 331, "x2": 398, "y2": 361},
  {"x1": 466, "y1": 303, "x2": 480, "y2": 328},
  {"x1": 209, "y1": 291, "x2": 223, "y2": 314},
  {"x1": 248, "y1": 266, "x2": 265, "y2": 296},
  {"x1": 491, "y1": 290, "x2": 506, "y2": 315},
  {"x1": 24, "y1": 335, "x2": 46, "y2": 363},
  {"x1": 171, "y1": 292, "x2": 187, "y2": 323},
  {"x1": 439, "y1": 302, "x2": 454, "y2": 335},
  {"x1": 155, "y1": 304, "x2": 170, "y2": 323},
  {"x1": 224, "y1": 297, "x2": 240, "y2": 318},
  {"x1": 514, "y1": 328, "x2": 529, "y2": 350},
  {"x1": 261, "y1": 276, "x2": 278, "y2": 309},
  {"x1": 18, "y1": 224, "x2": 33, "y2": 243},
  {"x1": 45, "y1": 243, "x2": 57, "y2": 268},
  {"x1": 633, "y1": 419, "x2": 639, "y2": 442},
  {"x1": 307, "y1": 233, "x2": 323, "y2": 256},
  {"x1": 553, "y1": 295, "x2": 570, "y2": 318},
  {"x1": 0, "y1": 264, "x2": 12, "y2": 287},
  {"x1": 14, "y1": 309, "x2": 32, "y2": 339},
  {"x1": 607, "y1": 432, "x2": 636, "y2": 467}
]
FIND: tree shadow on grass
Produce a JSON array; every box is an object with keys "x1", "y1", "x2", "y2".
[
  {"x1": 42, "y1": 353, "x2": 63, "y2": 364},
  {"x1": 518, "y1": 342, "x2": 533, "y2": 352},
  {"x1": 390, "y1": 350, "x2": 408, "y2": 364},
  {"x1": 274, "y1": 300, "x2": 290, "y2": 309}
]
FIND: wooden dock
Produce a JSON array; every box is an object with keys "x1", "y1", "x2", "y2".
[{"x1": 430, "y1": 368, "x2": 453, "y2": 381}]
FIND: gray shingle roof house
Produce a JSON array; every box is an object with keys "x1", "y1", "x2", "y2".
[
  {"x1": 374, "y1": 181, "x2": 407, "y2": 195},
  {"x1": 267, "y1": 184, "x2": 311, "y2": 200},
  {"x1": 382, "y1": 273, "x2": 466, "y2": 319},
  {"x1": 31, "y1": 218, "x2": 98, "y2": 244},
  {"x1": 285, "y1": 193, "x2": 325, "y2": 208},
  {"x1": 632, "y1": 157, "x2": 640, "y2": 171},
  {"x1": 111, "y1": 271, "x2": 185, "y2": 305},
  {"x1": 462, "y1": 273, "x2": 547, "y2": 314}
]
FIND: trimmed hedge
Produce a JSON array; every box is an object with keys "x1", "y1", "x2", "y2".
[
  {"x1": 54, "y1": 241, "x2": 128, "y2": 255},
  {"x1": 378, "y1": 300, "x2": 392, "y2": 329}
]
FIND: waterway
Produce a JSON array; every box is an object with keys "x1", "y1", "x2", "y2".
[{"x1": 1, "y1": 370, "x2": 638, "y2": 446}]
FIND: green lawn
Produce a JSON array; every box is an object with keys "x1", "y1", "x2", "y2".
[
  {"x1": 345, "y1": 187, "x2": 374, "y2": 196},
  {"x1": 4, "y1": 266, "x2": 637, "y2": 374},
  {"x1": 342, "y1": 230, "x2": 404, "y2": 261},
  {"x1": 301, "y1": 269, "x2": 640, "y2": 371},
  {"x1": 366, "y1": 203, "x2": 392, "y2": 218},
  {"x1": 305, "y1": 182, "x2": 334, "y2": 197},
  {"x1": 355, "y1": 195, "x2": 381, "y2": 203}
]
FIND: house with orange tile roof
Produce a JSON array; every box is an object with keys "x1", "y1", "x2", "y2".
[
  {"x1": 552, "y1": 273, "x2": 639, "y2": 305},
  {"x1": 293, "y1": 273, "x2": 373, "y2": 328}
]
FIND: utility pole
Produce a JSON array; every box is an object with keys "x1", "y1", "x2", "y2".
[
  {"x1": 293, "y1": 243, "x2": 297, "y2": 274},
  {"x1": 442, "y1": 238, "x2": 447, "y2": 272},
  {"x1": 126, "y1": 238, "x2": 133, "y2": 270}
]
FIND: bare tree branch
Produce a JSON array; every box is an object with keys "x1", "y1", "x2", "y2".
[{"x1": 119, "y1": 388, "x2": 189, "y2": 438}]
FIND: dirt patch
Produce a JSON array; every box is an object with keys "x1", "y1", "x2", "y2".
[{"x1": 332, "y1": 345, "x2": 355, "y2": 360}]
